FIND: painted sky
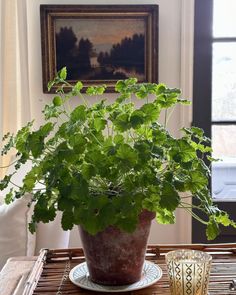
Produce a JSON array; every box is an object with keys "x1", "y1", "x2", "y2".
[{"x1": 55, "y1": 18, "x2": 145, "y2": 53}]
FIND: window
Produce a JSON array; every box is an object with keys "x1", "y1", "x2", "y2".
[
  {"x1": 193, "y1": 0, "x2": 236, "y2": 242},
  {"x1": 211, "y1": 0, "x2": 236, "y2": 201}
]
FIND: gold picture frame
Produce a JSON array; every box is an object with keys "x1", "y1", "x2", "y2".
[{"x1": 40, "y1": 5, "x2": 158, "y2": 93}]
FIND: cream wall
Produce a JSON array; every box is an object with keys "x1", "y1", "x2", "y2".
[
  {"x1": 26, "y1": 0, "x2": 194, "y2": 246},
  {"x1": 0, "y1": 0, "x2": 2, "y2": 143}
]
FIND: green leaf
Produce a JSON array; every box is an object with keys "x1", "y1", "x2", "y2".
[
  {"x1": 186, "y1": 171, "x2": 208, "y2": 193},
  {"x1": 28, "y1": 221, "x2": 36, "y2": 234},
  {"x1": 86, "y1": 86, "x2": 96, "y2": 96},
  {"x1": 33, "y1": 195, "x2": 56, "y2": 223},
  {"x1": 55, "y1": 141, "x2": 75, "y2": 163},
  {"x1": 151, "y1": 146, "x2": 164, "y2": 159},
  {"x1": 53, "y1": 96, "x2": 63, "y2": 106},
  {"x1": 69, "y1": 134, "x2": 87, "y2": 154},
  {"x1": 75, "y1": 196, "x2": 112, "y2": 234},
  {"x1": 113, "y1": 113, "x2": 131, "y2": 131},
  {"x1": 191, "y1": 126, "x2": 204, "y2": 137},
  {"x1": 86, "y1": 85, "x2": 106, "y2": 95},
  {"x1": 2, "y1": 132, "x2": 11, "y2": 141},
  {"x1": 83, "y1": 196, "x2": 116, "y2": 234},
  {"x1": 179, "y1": 140, "x2": 196, "y2": 162},
  {"x1": 117, "y1": 144, "x2": 138, "y2": 166},
  {"x1": 81, "y1": 214, "x2": 101, "y2": 235},
  {"x1": 15, "y1": 189, "x2": 28, "y2": 200},
  {"x1": 114, "y1": 134, "x2": 124, "y2": 144},
  {"x1": 73, "y1": 174, "x2": 89, "y2": 200},
  {"x1": 59, "y1": 67, "x2": 67, "y2": 80},
  {"x1": 0, "y1": 174, "x2": 13, "y2": 190},
  {"x1": 177, "y1": 98, "x2": 191, "y2": 105},
  {"x1": 4, "y1": 188, "x2": 14, "y2": 204},
  {"x1": 115, "y1": 80, "x2": 126, "y2": 93},
  {"x1": 23, "y1": 169, "x2": 38, "y2": 191},
  {"x1": 152, "y1": 124, "x2": 167, "y2": 144},
  {"x1": 61, "y1": 210, "x2": 74, "y2": 230},
  {"x1": 43, "y1": 103, "x2": 62, "y2": 119},
  {"x1": 15, "y1": 121, "x2": 33, "y2": 153},
  {"x1": 58, "y1": 197, "x2": 74, "y2": 211},
  {"x1": 73, "y1": 81, "x2": 83, "y2": 94},
  {"x1": 130, "y1": 110, "x2": 145, "y2": 128},
  {"x1": 170, "y1": 139, "x2": 196, "y2": 163},
  {"x1": 140, "y1": 103, "x2": 160, "y2": 122},
  {"x1": 156, "y1": 209, "x2": 176, "y2": 224},
  {"x1": 117, "y1": 216, "x2": 138, "y2": 232},
  {"x1": 85, "y1": 149, "x2": 106, "y2": 168},
  {"x1": 159, "y1": 182, "x2": 180, "y2": 211},
  {"x1": 81, "y1": 163, "x2": 96, "y2": 180},
  {"x1": 142, "y1": 193, "x2": 160, "y2": 212},
  {"x1": 115, "y1": 78, "x2": 137, "y2": 93},
  {"x1": 94, "y1": 118, "x2": 107, "y2": 132},
  {"x1": 156, "y1": 89, "x2": 179, "y2": 108},
  {"x1": 113, "y1": 195, "x2": 140, "y2": 232},
  {"x1": 98, "y1": 203, "x2": 116, "y2": 227},
  {"x1": 134, "y1": 141, "x2": 151, "y2": 161},
  {"x1": 47, "y1": 80, "x2": 54, "y2": 91},
  {"x1": 135, "y1": 84, "x2": 148, "y2": 99},
  {"x1": 207, "y1": 155, "x2": 220, "y2": 162},
  {"x1": 215, "y1": 212, "x2": 231, "y2": 226},
  {"x1": 173, "y1": 177, "x2": 186, "y2": 192},
  {"x1": 116, "y1": 93, "x2": 130, "y2": 103},
  {"x1": 40, "y1": 122, "x2": 54, "y2": 136},
  {"x1": 154, "y1": 83, "x2": 166, "y2": 95},
  {"x1": 70, "y1": 105, "x2": 86, "y2": 123},
  {"x1": 206, "y1": 217, "x2": 220, "y2": 240},
  {"x1": 27, "y1": 133, "x2": 44, "y2": 158},
  {"x1": 125, "y1": 77, "x2": 138, "y2": 86}
]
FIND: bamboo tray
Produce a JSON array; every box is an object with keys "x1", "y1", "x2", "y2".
[{"x1": 22, "y1": 244, "x2": 236, "y2": 294}]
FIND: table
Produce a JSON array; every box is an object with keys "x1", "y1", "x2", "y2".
[{"x1": 1, "y1": 244, "x2": 236, "y2": 294}]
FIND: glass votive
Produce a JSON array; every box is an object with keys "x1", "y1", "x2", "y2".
[{"x1": 165, "y1": 249, "x2": 212, "y2": 295}]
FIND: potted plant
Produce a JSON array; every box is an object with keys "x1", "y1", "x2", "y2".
[{"x1": 1, "y1": 68, "x2": 235, "y2": 285}]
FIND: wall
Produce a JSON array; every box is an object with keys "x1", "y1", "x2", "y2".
[
  {"x1": 0, "y1": 0, "x2": 2, "y2": 145},
  {"x1": 26, "y1": 0, "x2": 194, "y2": 246}
]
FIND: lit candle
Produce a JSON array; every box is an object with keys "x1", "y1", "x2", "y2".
[{"x1": 166, "y1": 249, "x2": 212, "y2": 295}]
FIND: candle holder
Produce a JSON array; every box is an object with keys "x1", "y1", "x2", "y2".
[{"x1": 166, "y1": 249, "x2": 212, "y2": 295}]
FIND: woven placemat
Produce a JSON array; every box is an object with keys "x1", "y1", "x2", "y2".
[{"x1": 23, "y1": 244, "x2": 236, "y2": 294}]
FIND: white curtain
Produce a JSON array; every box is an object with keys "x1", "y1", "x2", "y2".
[
  {"x1": 0, "y1": 0, "x2": 31, "y2": 176},
  {"x1": 0, "y1": 1, "x2": 71, "y2": 251}
]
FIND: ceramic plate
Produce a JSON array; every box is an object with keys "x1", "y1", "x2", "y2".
[{"x1": 69, "y1": 260, "x2": 162, "y2": 293}]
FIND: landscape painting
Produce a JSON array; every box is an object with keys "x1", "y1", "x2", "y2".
[
  {"x1": 55, "y1": 19, "x2": 146, "y2": 81},
  {"x1": 40, "y1": 5, "x2": 158, "y2": 92}
]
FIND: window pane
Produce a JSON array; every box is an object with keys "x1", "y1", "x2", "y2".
[
  {"x1": 212, "y1": 42, "x2": 236, "y2": 121},
  {"x1": 212, "y1": 125, "x2": 236, "y2": 200},
  {"x1": 213, "y1": 0, "x2": 236, "y2": 37},
  {"x1": 212, "y1": 125, "x2": 236, "y2": 158}
]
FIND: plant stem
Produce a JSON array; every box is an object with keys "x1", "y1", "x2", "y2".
[
  {"x1": 0, "y1": 159, "x2": 18, "y2": 169},
  {"x1": 79, "y1": 93, "x2": 90, "y2": 108},
  {"x1": 181, "y1": 195, "x2": 193, "y2": 199},
  {"x1": 164, "y1": 109, "x2": 168, "y2": 127},
  {"x1": 180, "y1": 205, "x2": 208, "y2": 225},
  {"x1": 166, "y1": 107, "x2": 175, "y2": 125},
  {"x1": 107, "y1": 122, "x2": 110, "y2": 137},
  {"x1": 9, "y1": 180, "x2": 21, "y2": 189}
]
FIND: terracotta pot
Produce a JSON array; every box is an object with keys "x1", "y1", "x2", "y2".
[{"x1": 79, "y1": 210, "x2": 155, "y2": 285}]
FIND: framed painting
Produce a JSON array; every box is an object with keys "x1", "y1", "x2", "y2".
[{"x1": 40, "y1": 5, "x2": 158, "y2": 93}]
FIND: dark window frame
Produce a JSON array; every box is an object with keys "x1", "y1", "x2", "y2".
[
  {"x1": 192, "y1": 0, "x2": 213, "y2": 135},
  {"x1": 192, "y1": 0, "x2": 236, "y2": 243},
  {"x1": 192, "y1": 0, "x2": 213, "y2": 243}
]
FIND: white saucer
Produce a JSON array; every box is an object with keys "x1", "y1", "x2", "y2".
[{"x1": 69, "y1": 260, "x2": 162, "y2": 293}]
